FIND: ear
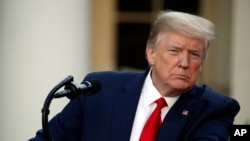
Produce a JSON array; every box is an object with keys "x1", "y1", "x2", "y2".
[{"x1": 146, "y1": 46, "x2": 155, "y2": 66}]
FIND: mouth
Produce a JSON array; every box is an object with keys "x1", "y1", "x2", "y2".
[{"x1": 173, "y1": 74, "x2": 190, "y2": 80}]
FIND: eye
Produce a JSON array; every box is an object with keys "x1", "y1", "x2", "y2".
[
  {"x1": 190, "y1": 52, "x2": 201, "y2": 59},
  {"x1": 168, "y1": 49, "x2": 179, "y2": 55}
]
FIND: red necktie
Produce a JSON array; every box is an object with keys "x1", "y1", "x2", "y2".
[{"x1": 139, "y1": 97, "x2": 167, "y2": 141}]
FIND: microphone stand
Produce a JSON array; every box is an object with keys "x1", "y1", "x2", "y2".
[{"x1": 41, "y1": 75, "x2": 74, "y2": 141}]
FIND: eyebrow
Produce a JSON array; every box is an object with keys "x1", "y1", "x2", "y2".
[
  {"x1": 170, "y1": 45, "x2": 202, "y2": 53},
  {"x1": 189, "y1": 47, "x2": 203, "y2": 53}
]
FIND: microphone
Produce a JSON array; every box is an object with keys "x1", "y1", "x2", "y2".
[{"x1": 54, "y1": 79, "x2": 101, "y2": 99}]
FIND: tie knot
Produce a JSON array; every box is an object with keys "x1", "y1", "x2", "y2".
[{"x1": 155, "y1": 97, "x2": 167, "y2": 109}]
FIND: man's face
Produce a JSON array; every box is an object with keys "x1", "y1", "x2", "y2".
[{"x1": 146, "y1": 31, "x2": 205, "y2": 95}]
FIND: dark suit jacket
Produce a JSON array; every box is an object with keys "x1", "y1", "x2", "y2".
[{"x1": 30, "y1": 70, "x2": 240, "y2": 141}]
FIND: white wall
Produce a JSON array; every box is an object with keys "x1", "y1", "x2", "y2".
[
  {"x1": 231, "y1": 0, "x2": 250, "y2": 124},
  {"x1": 0, "y1": 0, "x2": 90, "y2": 140}
]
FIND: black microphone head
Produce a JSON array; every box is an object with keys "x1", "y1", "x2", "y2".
[{"x1": 84, "y1": 79, "x2": 101, "y2": 94}]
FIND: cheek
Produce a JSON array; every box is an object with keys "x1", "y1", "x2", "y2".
[
  {"x1": 155, "y1": 57, "x2": 176, "y2": 76},
  {"x1": 155, "y1": 50, "x2": 170, "y2": 62},
  {"x1": 191, "y1": 63, "x2": 203, "y2": 76}
]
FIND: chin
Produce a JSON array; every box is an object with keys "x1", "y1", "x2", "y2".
[
  {"x1": 171, "y1": 82, "x2": 191, "y2": 91},
  {"x1": 174, "y1": 86, "x2": 190, "y2": 92}
]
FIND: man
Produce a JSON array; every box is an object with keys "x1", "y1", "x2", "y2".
[{"x1": 30, "y1": 11, "x2": 240, "y2": 141}]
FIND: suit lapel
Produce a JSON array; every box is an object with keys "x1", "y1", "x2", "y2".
[
  {"x1": 157, "y1": 86, "x2": 200, "y2": 141},
  {"x1": 109, "y1": 71, "x2": 148, "y2": 141}
]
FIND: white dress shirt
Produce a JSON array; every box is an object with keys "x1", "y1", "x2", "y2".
[{"x1": 129, "y1": 70, "x2": 180, "y2": 141}]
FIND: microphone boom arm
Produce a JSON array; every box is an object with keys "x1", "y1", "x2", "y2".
[{"x1": 41, "y1": 75, "x2": 74, "y2": 141}]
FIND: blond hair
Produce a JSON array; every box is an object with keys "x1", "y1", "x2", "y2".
[{"x1": 147, "y1": 11, "x2": 215, "y2": 61}]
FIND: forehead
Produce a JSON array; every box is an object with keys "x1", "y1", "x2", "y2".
[{"x1": 156, "y1": 31, "x2": 206, "y2": 49}]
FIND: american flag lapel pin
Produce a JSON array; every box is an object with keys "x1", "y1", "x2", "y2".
[{"x1": 182, "y1": 109, "x2": 189, "y2": 116}]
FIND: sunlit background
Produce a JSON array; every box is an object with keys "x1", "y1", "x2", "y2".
[{"x1": 0, "y1": 0, "x2": 249, "y2": 140}]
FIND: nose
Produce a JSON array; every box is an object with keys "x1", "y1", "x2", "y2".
[{"x1": 178, "y1": 52, "x2": 189, "y2": 69}]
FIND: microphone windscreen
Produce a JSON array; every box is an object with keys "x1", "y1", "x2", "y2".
[{"x1": 85, "y1": 79, "x2": 101, "y2": 94}]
